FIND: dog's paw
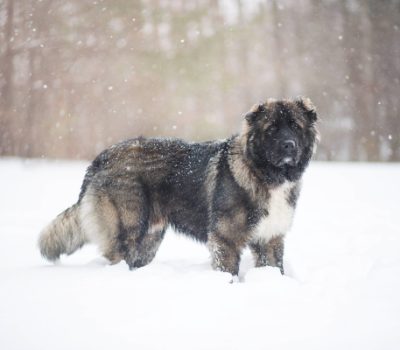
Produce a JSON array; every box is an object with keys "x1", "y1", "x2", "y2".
[{"x1": 230, "y1": 275, "x2": 240, "y2": 284}]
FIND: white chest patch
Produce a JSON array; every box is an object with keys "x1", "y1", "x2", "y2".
[{"x1": 252, "y1": 181, "x2": 295, "y2": 242}]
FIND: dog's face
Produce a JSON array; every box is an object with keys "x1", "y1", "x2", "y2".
[{"x1": 244, "y1": 98, "x2": 318, "y2": 171}]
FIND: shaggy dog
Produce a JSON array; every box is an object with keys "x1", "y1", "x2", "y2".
[{"x1": 39, "y1": 97, "x2": 319, "y2": 277}]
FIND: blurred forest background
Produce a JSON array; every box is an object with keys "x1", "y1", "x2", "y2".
[{"x1": 0, "y1": 0, "x2": 399, "y2": 161}]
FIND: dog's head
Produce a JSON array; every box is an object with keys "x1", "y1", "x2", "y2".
[{"x1": 242, "y1": 97, "x2": 319, "y2": 176}]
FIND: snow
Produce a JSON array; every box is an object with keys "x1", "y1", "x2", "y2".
[{"x1": 1, "y1": 158, "x2": 400, "y2": 350}]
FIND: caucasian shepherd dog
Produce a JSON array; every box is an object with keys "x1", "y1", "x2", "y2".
[{"x1": 39, "y1": 97, "x2": 319, "y2": 278}]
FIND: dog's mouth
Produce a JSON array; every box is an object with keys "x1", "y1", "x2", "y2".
[{"x1": 276, "y1": 156, "x2": 297, "y2": 167}]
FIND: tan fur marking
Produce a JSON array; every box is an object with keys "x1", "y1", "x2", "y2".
[
  {"x1": 265, "y1": 236, "x2": 282, "y2": 263},
  {"x1": 228, "y1": 136, "x2": 269, "y2": 202},
  {"x1": 215, "y1": 211, "x2": 247, "y2": 245},
  {"x1": 80, "y1": 189, "x2": 120, "y2": 259},
  {"x1": 299, "y1": 96, "x2": 316, "y2": 112},
  {"x1": 148, "y1": 221, "x2": 166, "y2": 235}
]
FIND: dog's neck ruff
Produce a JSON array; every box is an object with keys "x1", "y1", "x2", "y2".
[
  {"x1": 251, "y1": 180, "x2": 295, "y2": 242},
  {"x1": 227, "y1": 135, "x2": 309, "y2": 203}
]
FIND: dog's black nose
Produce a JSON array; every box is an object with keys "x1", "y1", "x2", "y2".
[{"x1": 282, "y1": 140, "x2": 296, "y2": 152}]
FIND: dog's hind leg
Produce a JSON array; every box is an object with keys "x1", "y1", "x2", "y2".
[
  {"x1": 131, "y1": 225, "x2": 166, "y2": 268},
  {"x1": 80, "y1": 190, "x2": 124, "y2": 264},
  {"x1": 109, "y1": 182, "x2": 152, "y2": 270}
]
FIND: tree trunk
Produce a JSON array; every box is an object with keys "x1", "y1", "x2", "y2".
[
  {"x1": 0, "y1": 0, "x2": 15, "y2": 155},
  {"x1": 271, "y1": 0, "x2": 287, "y2": 97}
]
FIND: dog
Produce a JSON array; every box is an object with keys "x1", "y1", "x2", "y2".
[{"x1": 39, "y1": 97, "x2": 319, "y2": 277}]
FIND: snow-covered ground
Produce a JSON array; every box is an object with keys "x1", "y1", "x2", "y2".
[{"x1": 1, "y1": 158, "x2": 400, "y2": 350}]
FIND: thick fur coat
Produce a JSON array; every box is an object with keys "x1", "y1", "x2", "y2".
[{"x1": 39, "y1": 97, "x2": 319, "y2": 277}]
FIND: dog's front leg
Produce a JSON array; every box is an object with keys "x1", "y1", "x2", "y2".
[
  {"x1": 249, "y1": 235, "x2": 285, "y2": 275},
  {"x1": 207, "y1": 232, "x2": 244, "y2": 278}
]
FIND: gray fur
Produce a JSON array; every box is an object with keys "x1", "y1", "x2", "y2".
[
  {"x1": 39, "y1": 204, "x2": 87, "y2": 261},
  {"x1": 38, "y1": 98, "x2": 318, "y2": 276}
]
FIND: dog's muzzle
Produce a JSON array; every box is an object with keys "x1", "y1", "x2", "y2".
[{"x1": 278, "y1": 140, "x2": 297, "y2": 166}]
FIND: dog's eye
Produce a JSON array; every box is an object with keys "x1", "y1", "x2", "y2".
[{"x1": 290, "y1": 122, "x2": 301, "y2": 131}]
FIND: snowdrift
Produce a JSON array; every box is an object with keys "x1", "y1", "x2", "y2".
[{"x1": 1, "y1": 159, "x2": 399, "y2": 349}]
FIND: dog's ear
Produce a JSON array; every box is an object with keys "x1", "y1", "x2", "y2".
[
  {"x1": 296, "y1": 97, "x2": 317, "y2": 123},
  {"x1": 244, "y1": 103, "x2": 267, "y2": 123}
]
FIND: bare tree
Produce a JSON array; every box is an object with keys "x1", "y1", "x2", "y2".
[
  {"x1": 0, "y1": 0, "x2": 399, "y2": 161},
  {"x1": 0, "y1": 0, "x2": 15, "y2": 154}
]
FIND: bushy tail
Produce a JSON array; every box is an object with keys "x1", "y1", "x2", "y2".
[{"x1": 38, "y1": 203, "x2": 87, "y2": 261}]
